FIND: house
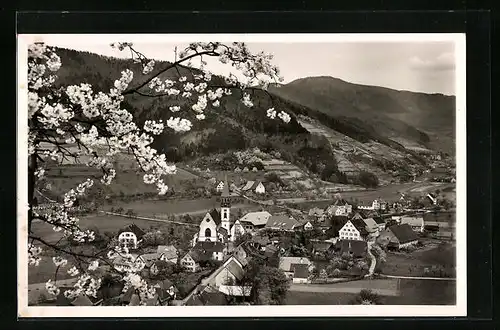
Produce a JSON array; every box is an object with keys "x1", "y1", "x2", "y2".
[
  {"x1": 139, "y1": 253, "x2": 162, "y2": 268},
  {"x1": 241, "y1": 181, "x2": 265, "y2": 194},
  {"x1": 358, "y1": 199, "x2": 387, "y2": 211},
  {"x1": 338, "y1": 219, "x2": 369, "y2": 241},
  {"x1": 300, "y1": 220, "x2": 314, "y2": 231},
  {"x1": 180, "y1": 251, "x2": 200, "y2": 272},
  {"x1": 265, "y1": 215, "x2": 301, "y2": 231},
  {"x1": 336, "y1": 239, "x2": 368, "y2": 258},
  {"x1": 150, "y1": 260, "x2": 173, "y2": 276},
  {"x1": 372, "y1": 216, "x2": 386, "y2": 231},
  {"x1": 229, "y1": 220, "x2": 246, "y2": 242},
  {"x1": 113, "y1": 254, "x2": 145, "y2": 273},
  {"x1": 324, "y1": 199, "x2": 353, "y2": 217},
  {"x1": 239, "y1": 211, "x2": 272, "y2": 231},
  {"x1": 400, "y1": 215, "x2": 425, "y2": 232},
  {"x1": 308, "y1": 207, "x2": 324, "y2": 219},
  {"x1": 232, "y1": 243, "x2": 251, "y2": 267},
  {"x1": 278, "y1": 257, "x2": 313, "y2": 278},
  {"x1": 362, "y1": 217, "x2": 380, "y2": 235},
  {"x1": 117, "y1": 224, "x2": 146, "y2": 250},
  {"x1": 377, "y1": 224, "x2": 419, "y2": 249},
  {"x1": 214, "y1": 256, "x2": 245, "y2": 287},
  {"x1": 157, "y1": 245, "x2": 179, "y2": 263},
  {"x1": 291, "y1": 263, "x2": 310, "y2": 284},
  {"x1": 250, "y1": 235, "x2": 271, "y2": 250},
  {"x1": 234, "y1": 167, "x2": 242, "y2": 173},
  {"x1": 216, "y1": 181, "x2": 225, "y2": 192},
  {"x1": 310, "y1": 240, "x2": 334, "y2": 256},
  {"x1": 154, "y1": 279, "x2": 179, "y2": 304}
]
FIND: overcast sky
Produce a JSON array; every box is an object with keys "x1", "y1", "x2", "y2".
[{"x1": 31, "y1": 35, "x2": 457, "y2": 95}]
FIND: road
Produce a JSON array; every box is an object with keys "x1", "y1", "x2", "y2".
[
  {"x1": 365, "y1": 241, "x2": 376, "y2": 277},
  {"x1": 378, "y1": 274, "x2": 456, "y2": 281}
]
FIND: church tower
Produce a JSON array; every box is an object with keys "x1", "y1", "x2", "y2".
[{"x1": 220, "y1": 174, "x2": 231, "y2": 234}]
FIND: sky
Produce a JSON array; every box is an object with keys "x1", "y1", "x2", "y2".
[{"x1": 25, "y1": 34, "x2": 458, "y2": 95}]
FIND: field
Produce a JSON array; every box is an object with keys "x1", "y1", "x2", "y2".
[
  {"x1": 384, "y1": 279, "x2": 456, "y2": 305},
  {"x1": 381, "y1": 241, "x2": 456, "y2": 277}
]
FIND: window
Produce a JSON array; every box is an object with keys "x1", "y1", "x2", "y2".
[{"x1": 205, "y1": 228, "x2": 212, "y2": 237}]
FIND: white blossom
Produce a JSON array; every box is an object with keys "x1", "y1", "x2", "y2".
[
  {"x1": 88, "y1": 260, "x2": 99, "y2": 271},
  {"x1": 52, "y1": 256, "x2": 68, "y2": 267},
  {"x1": 142, "y1": 60, "x2": 155, "y2": 75},
  {"x1": 67, "y1": 266, "x2": 80, "y2": 276}
]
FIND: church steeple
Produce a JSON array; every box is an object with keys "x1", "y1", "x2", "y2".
[{"x1": 220, "y1": 173, "x2": 231, "y2": 233}]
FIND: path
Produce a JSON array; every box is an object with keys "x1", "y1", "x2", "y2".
[
  {"x1": 378, "y1": 274, "x2": 456, "y2": 281},
  {"x1": 365, "y1": 241, "x2": 377, "y2": 277}
]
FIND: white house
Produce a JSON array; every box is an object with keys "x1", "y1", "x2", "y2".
[
  {"x1": 303, "y1": 221, "x2": 314, "y2": 231},
  {"x1": 229, "y1": 220, "x2": 246, "y2": 242},
  {"x1": 216, "y1": 181, "x2": 225, "y2": 192},
  {"x1": 358, "y1": 199, "x2": 387, "y2": 211},
  {"x1": 338, "y1": 219, "x2": 368, "y2": 241},
  {"x1": 157, "y1": 245, "x2": 179, "y2": 263},
  {"x1": 254, "y1": 182, "x2": 266, "y2": 194},
  {"x1": 180, "y1": 252, "x2": 199, "y2": 273},
  {"x1": 325, "y1": 199, "x2": 353, "y2": 217},
  {"x1": 241, "y1": 181, "x2": 265, "y2": 195},
  {"x1": 117, "y1": 224, "x2": 146, "y2": 250}
]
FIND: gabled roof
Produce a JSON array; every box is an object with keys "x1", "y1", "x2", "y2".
[
  {"x1": 139, "y1": 253, "x2": 161, "y2": 266},
  {"x1": 349, "y1": 218, "x2": 369, "y2": 236},
  {"x1": 239, "y1": 211, "x2": 272, "y2": 226},
  {"x1": 292, "y1": 263, "x2": 310, "y2": 279},
  {"x1": 373, "y1": 216, "x2": 385, "y2": 224},
  {"x1": 388, "y1": 224, "x2": 419, "y2": 243},
  {"x1": 363, "y1": 218, "x2": 379, "y2": 232},
  {"x1": 265, "y1": 215, "x2": 300, "y2": 230},
  {"x1": 279, "y1": 257, "x2": 311, "y2": 272},
  {"x1": 241, "y1": 180, "x2": 255, "y2": 191},
  {"x1": 336, "y1": 239, "x2": 368, "y2": 258},
  {"x1": 208, "y1": 209, "x2": 221, "y2": 226},
  {"x1": 400, "y1": 216, "x2": 424, "y2": 227},
  {"x1": 157, "y1": 245, "x2": 178, "y2": 260},
  {"x1": 224, "y1": 259, "x2": 245, "y2": 281},
  {"x1": 117, "y1": 223, "x2": 146, "y2": 239}
]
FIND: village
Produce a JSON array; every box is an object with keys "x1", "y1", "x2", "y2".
[{"x1": 29, "y1": 165, "x2": 456, "y2": 307}]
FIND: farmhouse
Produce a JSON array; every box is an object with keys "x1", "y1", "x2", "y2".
[
  {"x1": 377, "y1": 224, "x2": 419, "y2": 249},
  {"x1": 180, "y1": 251, "x2": 200, "y2": 272},
  {"x1": 239, "y1": 211, "x2": 272, "y2": 231},
  {"x1": 372, "y1": 216, "x2": 386, "y2": 231},
  {"x1": 400, "y1": 215, "x2": 425, "y2": 232},
  {"x1": 157, "y1": 245, "x2": 179, "y2": 263},
  {"x1": 117, "y1": 224, "x2": 146, "y2": 250},
  {"x1": 265, "y1": 215, "x2": 301, "y2": 231},
  {"x1": 113, "y1": 254, "x2": 145, "y2": 273},
  {"x1": 279, "y1": 257, "x2": 313, "y2": 278},
  {"x1": 338, "y1": 219, "x2": 369, "y2": 241},
  {"x1": 358, "y1": 199, "x2": 387, "y2": 211},
  {"x1": 362, "y1": 217, "x2": 381, "y2": 237}
]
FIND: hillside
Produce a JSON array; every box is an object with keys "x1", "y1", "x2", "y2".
[
  {"x1": 269, "y1": 76, "x2": 455, "y2": 154},
  {"x1": 45, "y1": 47, "x2": 442, "y2": 191}
]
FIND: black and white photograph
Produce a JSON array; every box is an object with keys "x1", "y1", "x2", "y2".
[{"x1": 17, "y1": 33, "x2": 466, "y2": 317}]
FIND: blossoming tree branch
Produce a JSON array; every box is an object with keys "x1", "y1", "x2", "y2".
[{"x1": 26, "y1": 41, "x2": 291, "y2": 304}]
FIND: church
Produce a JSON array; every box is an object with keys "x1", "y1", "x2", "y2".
[{"x1": 192, "y1": 175, "x2": 246, "y2": 247}]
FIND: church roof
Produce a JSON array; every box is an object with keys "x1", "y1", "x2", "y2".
[{"x1": 209, "y1": 209, "x2": 221, "y2": 225}]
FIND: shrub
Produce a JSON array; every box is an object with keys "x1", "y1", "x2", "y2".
[{"x1": 357, "y1": 171, "x2": 379, "y2": 188}]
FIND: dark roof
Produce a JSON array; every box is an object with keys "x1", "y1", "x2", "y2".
[
  {"x1": 333, "y1": 198, "x2": 349, "y2": 206},
  {"x1": 186, "y1": 291, "x2": 228, "y2": 306},
  {"x1": 209, "y1": 209, "x2": 221, "y2": 225},
  {"x1": 337, "y1": 240, "x2": 368, "y2": 258},
  {"x1": 312, "y1": 241, "x2": 333, "y2": 252},
  {"x1": 264, "y1": 244, "x2": 279, "y2": 257},
  {"x1": 349, "y1": 218, "x2": 369, "y2": 236},
  {"x1": 252, "y1": 235, "x2": 271, "y2": 246},
  {"x1": 118, "y1": 223, "x2": 146, "y2": 239},
  {"x1": 388, "y1": 224, "x2": 419, "y2": 244},
  {"x1": 217, "y1": 226, "x2": 228, "y2": 240},
  {"x1": 192, "y1": 241, "x2": 225, "y2": 258},
  {"x1": 292, "y1": 263, "x2": 310, "y2": 279},
  {"x1": 373, "y1": 216, "x2": 385, "y2": 224}
]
